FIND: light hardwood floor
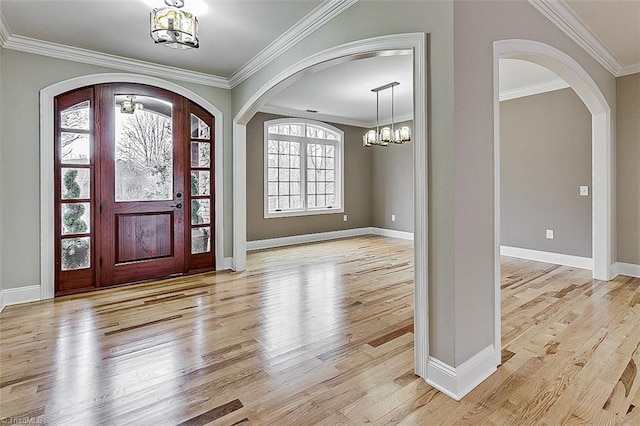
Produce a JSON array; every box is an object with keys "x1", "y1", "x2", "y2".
[{"x1": 1, "y1": 235, "x2": 639, "y2": 425}]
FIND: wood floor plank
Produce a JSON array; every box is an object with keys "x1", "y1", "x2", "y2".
[
  {"x1": 1, "y1": 236, "x2": 639, "y2": 424},
  {"x1": 177, "y1": 399, "x2": 244, "y2": 426}
]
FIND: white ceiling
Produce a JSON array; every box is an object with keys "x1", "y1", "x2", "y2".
[
  {"x1": 262, "y1": 53, "x2": 414, "y2": 127},
  {"x1": 564, "y1": 0, "x2": 640, "y2": 68},
  {"x1": 529, "y1": 0, "x2": 640, "y2": 76},
  {"x1": 499, "y1": 59, "x2": 569, "y2": 101},
  {"x1": 0, "y1": 0, "x2": 637, "y2": 124},
  {"x1": 0, "y1": 0, "x2": 322, "y2": 78}
]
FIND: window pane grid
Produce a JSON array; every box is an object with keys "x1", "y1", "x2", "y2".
[
  {"x1": 189, "y1": 112, "x2": 212, "y2": 255},
  {"x1": 306, "y1": 142, "x2": 336, "y2": 209},
  {"x1": 265, "y1": 121, "x2": 341, "y2": 215},
  {"x1": 267, "y1": 139, "x2": 301, "y2": 211},
  {"x1": 59, "y1": 100, "x2": 93, "y2": 272}
]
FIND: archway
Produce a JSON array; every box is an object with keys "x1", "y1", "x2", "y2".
[
  {"x1": 492, "y1": 39, "x2": 614, "y2": 353},
  {"x1": 40, "y1": 73, "x2": 225, "y2": 299},
  {"x1": 232, "y1": 33, "x2": 429, "y2": 377}
]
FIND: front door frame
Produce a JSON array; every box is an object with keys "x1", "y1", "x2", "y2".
[
  {"x1": 40, "y1": 73, "x2": 225, "y2": 299},
  {"x1": 98, "y1": 83, "x2": 187, "y2": 288}
]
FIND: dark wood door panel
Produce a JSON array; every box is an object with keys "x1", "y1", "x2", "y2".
[
  {"x1": 58, "y1": 268, "x2": 94, "y2": 295},
  {"x1": 117, "y1": 212, "x2": 173, "y2": 263},
  {"x1": 99, "y1": 83, "x2": 186, "y2": 287}
]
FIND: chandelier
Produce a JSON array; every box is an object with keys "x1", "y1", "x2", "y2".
[
  {"x1": 150, "y1": 0, "x2": 199, "y2": 49},
  {"x1": 363, "y1": 82, "x2": 411, "y2": 147},
  {"x1": 120, "y1": 96, "x2": 144, "y2": 114}
]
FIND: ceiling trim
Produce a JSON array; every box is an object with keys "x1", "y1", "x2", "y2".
[
  {"x1": 260, "y1": 105, "x2": 413, "y2": 129},
  {"x1": 260, "y1": 105, "x2": 370, "y2": 128},
  {"x1": 228, "y1": 0, "x2": 358, "y2": 89},
  {"x1": 0, "y1": 11, "x2": 10, "y2": 45},
  {"x1": 618, "y1": 63, "x2": 640, "y2": 77},
  {"x1": 1, "y1": 33, "x2": 231, "y2": 88},
  {"x1": 499, "y1": 78, "x2": 570, "y2": 102},
  {"x1": 527, "y1": 0, "x2": 636, "y2": 77}
]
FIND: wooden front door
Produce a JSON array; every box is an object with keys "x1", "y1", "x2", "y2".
[
  {"x1": 54, "y1": 83, "x2": 215, "y2": 295},
  {"x1": 98, "y1": 84, "x2": 186, "y2": 286}
]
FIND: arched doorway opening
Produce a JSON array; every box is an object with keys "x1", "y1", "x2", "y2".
[
  {"x1": 232, "y1": 33, "x2": 430, "y2": 376},
  {"x1": 492, "y1": 39, "x2": 614, "y2": 354}
]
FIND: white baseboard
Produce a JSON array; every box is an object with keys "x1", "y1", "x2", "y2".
[
  {"x1": 247, "y1": 227, "x2": 414, "y2": 251},
  {"x1": 500, "y1": 245, "x2": 593, "y2": 270},
  {"x1": 0, "y1": 285, "x2": 41, "y2": 313},
  {"x1": 613, "y1": 262, "x2": 640, "y2": 278},
  {"x1": 370, "y1": 227, "x2": 414, "y2": 241},
  {"x1": 247, "y1": 227, "x2": 372, "y2": 251},
  {"x1": 426, "y1": 345, "x2": 498, "y2": 401}
]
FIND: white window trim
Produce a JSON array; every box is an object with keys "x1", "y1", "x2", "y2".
[{"x1": 263, "y1": 118, "x2": 344, "y2": 219}]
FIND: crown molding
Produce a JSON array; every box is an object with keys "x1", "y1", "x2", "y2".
[
  {"x1": 228, "y1": 0, "x2": 358, "y2": 88},
  {"x1": 499, "y1": 78, "x2": 570, "y2": 101},
  {"x1": 618, "y1": 63, "x2": 640, "y2": 77},
  {"x1": 260, "y1": 105, "x2": 414, "y2": 129},
  {"x1": 1, "y1": 34, "x2": 231, "y2": 88},
  {"x1": 259, "y1": 105, "x2": 370, "y2": 128},
  {"x1": 0, "y1": 11, "x2": 11, "y2": 46},
  {"x1": 528, "y1": 0, "x2": 627, "y2": 77}
]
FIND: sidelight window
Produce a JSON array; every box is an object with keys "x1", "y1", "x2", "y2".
[
  {"x1": 189, "y1": 109, "x2": 213, "y2": 257},
  {"x1": 58, "y1": 99, "x2": 93, "y2": 271}
]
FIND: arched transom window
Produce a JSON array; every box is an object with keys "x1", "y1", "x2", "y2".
[{"x1": 264, "y1": 119, "x2": 344, "y2": 218}]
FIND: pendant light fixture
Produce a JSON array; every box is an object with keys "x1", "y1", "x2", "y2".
[
  {"x1": 363, "y1": 82, "x2": 411, "y2": 147},
  {"x1": 150, "y1": 0, "x2": 199, "y2": 49},
  {"x1": 120, "y1": 96, "x2": 144, "y2": 114}
]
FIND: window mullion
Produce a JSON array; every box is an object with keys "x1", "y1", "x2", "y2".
[{"x1": 300, "y1": 140, "x2": 307, "y2": 209}]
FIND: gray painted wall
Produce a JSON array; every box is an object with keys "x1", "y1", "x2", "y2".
[
  {"x1": 246, "y1": 112, "x2": 372, "y2": 241},
  {"x1": 501, "y1": 88, "x2": 592, "y2": 258},
  {"x1": 245, "y1": 113, "x2": 414, "y2": 241},
  {"x1": 0, "y1": 49, "x2": 232, "y2": 290},
  {"x1": 371, "y1": 120, "x2": 414, "y2": 233},
  {"x1": 453, "y1": 0, "x2": 616, "y2": 365},
  {"x1": 616, "y1": 73, "x2": 640, "y2": 265}
]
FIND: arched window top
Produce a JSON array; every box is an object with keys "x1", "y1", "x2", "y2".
[
  {"x1": 266, "y1": 118, "x2": 342, "y2": 141},
  {"x1": 60, "y1": 101, "x2": 90, "y2": 131}
]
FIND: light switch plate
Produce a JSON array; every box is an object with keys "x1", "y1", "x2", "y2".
[
  {"x1": 546, "y1": 229, "x2": 554, "y2": 239},
  {"x1": 580, "y1": 186, "x2": 589, "y2": 196},
  {"x1": 391, "y1": 214, "x2": 396, "y2": 222}
]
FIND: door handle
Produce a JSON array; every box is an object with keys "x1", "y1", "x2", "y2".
[{"x1": 172, "y1": 203, "x2": 183, "y2": 209}]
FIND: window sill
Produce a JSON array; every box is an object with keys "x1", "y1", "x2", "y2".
[{"x1": 264, "y1": 207, "x2": 344, "y2": 219}]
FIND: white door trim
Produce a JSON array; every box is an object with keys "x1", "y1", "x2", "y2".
[
  {"x1": 232, "y1": 33, "x2": 429, "y2": 378},
  {"x1": 40, "y1": 73, "x2": 225, "y2": 299},
  {"x1": 493, "y1": 39, "x2": 614, "y2": 357}
]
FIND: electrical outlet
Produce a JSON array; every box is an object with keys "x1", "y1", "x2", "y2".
[
  {"x1": 343, "y1": 214, "x2": 348, "y2": 222},
  {"x1": 546, "y1": 229, "x2": 554, "y2": 239},
  {"x1": 580, "y1": 186, "x2": 589, "y2": 196},
  {"x1": 391, "y1": 214, "x2": 396, "y2": 222}
]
